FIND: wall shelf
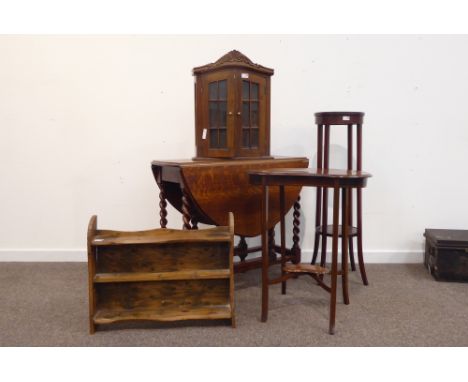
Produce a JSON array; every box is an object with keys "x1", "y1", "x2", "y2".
[
  {"x1": 93, "y1": 305, "x2": 232, "y2": 325},
  {"x1": 87, "y1": 213, "x2": 235, "y2": 333},
  {"x1": 93, "y1": 269, "x2": 231, "y2": 283}
]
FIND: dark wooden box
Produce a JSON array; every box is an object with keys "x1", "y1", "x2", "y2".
[{"x1": 424, "y1": 229, "x2": 468, "y2": 282}]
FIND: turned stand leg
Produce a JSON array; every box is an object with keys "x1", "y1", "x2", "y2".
[
  {"x1": 341, "y1": 188, "x2": 350, "y2": 305},
  {"x1": 329, "y1": 186, "x2": 340, "y2": 335},
  {"x1": 321, "y1": 125, "x2": 330, "y2": 271},
  {"x1": 357, "y1": 188, "x2": 369, "y2": 285},
  {"x1": 348, "y1": 189, "x2": 356, "y2": 272},
  {"x1": 347, "y1": 123, "x2": 357, "y2": 271},
  {"x1": 311, "y1": 188, "x2": 322, "y2": 265},
  {"x1": 320, "y1": 188, "x2": 329, "y2": 276},
  {"x1": 261, "y1": 183, "x2": 269, "y2": 322},
  {"x1": 279, "y1": 186, "x2": 287, "y2": 295},
  {"x1": 312, "y1": 124, "x2": 324, "y2": 265},
  {"x1": 356, "y1": 123, "x2": 368, "y2": 285}
]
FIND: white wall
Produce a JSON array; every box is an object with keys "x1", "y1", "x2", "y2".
[{"x1": 1, "y1": 35, "x2": 467, "y2": 262}]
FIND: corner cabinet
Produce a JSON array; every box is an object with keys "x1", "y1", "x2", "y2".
[{"x1": 193, "y1": 50, "x2": 274, "y2": 159}]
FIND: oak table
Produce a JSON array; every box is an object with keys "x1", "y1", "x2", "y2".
[
  {"x1": 249, "y1": 168, "x2": 371, "y2": 334},
  {"x1": 151, "y1": 157, "x2": 309, "y2": 272}
]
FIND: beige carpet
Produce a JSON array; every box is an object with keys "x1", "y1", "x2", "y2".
[{"x1": 0, "y1": 262, "x2": 467, "y2": 346}]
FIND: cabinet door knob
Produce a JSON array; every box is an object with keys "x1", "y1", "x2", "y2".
[
  {"x1": 228, "y1": 112, "x2": 233, "y2": 115},
  {"x1": 237, "y1": 112, "x2": 241, "y2": 116}
]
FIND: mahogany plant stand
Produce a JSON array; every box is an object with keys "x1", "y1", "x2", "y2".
[{"x1": 311, "y1": 112, "x2": 369, "y2": 286}]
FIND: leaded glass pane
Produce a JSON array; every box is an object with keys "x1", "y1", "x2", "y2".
[
  {"x1": 209, "y1": 129, "x2": 218, "y2": 148},
  {"x1": 251, "y1": 128, "x2": 259, "y2": 148},
  {"x1": 218, "y1": 80, "x2": 227, "y2": 100},
  {"x1": 219, "y1": 128, "x2": 227, "y2": 148},
  {"x1": 242, "y1": 129, "x2": 250, "y2": 148},
  {"x1": 251, "y1": 102, "x2": 259, "y2": 128},
  {"x1": 209, "y1": 82, "x2": 218, "y2": 100},
  {"x1": 242, "y1": 80, "x2": 249, "y2": 100},
  {"x1": 251, "y1": 82, "x2": 259, "y2": 100},
  {"x1": 209, "y1": 101, "x2": 218, "y2": 128},
  {"x1": 242, "y1": 102, "x2": 249, "y2": 127},
  {"x1": 219, "y1": 101, "x2": 227, "y2": 128}
]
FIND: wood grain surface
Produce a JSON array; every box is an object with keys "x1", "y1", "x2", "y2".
[
  {"x1": 87, "y1": 213, "x2": 236, "y2": 332},
  {"x1": 174, "y1": 157, "x2": 309, "y2": 236}
]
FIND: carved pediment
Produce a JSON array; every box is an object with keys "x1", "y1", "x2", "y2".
[
  {"x1": 193, "y1": 50, "x2": 274, "y2": 76},
  {"x1": 215, "y1": 50, "x2": 254, "y2": 65}
]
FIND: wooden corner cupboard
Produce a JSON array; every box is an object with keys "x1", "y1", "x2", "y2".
[{"x1": 193, "y1": 50, "x2": 274, "y2": 159}]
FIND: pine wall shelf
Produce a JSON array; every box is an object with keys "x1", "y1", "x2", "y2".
[{"x1": 87, "y1": 213, "x2": 236, "y2": 333}]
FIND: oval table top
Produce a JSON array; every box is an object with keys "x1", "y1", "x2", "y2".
[
  {"x1": 152, "y1": 157, "x2": 309, "y2": 237},
  {"x1": 249, "y1": 168, "x2": 372, "y2": 188}
]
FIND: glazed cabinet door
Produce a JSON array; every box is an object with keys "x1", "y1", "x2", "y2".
[
  {"x1": 236, "y1": 73, "x2": 268, "y2": 157},
  {"x1": 197, "y1": 71, "x2": 236, "y2": 158}
]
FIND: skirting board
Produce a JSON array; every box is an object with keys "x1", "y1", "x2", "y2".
[
  {"x1": 0, "y1": 249, "x2": 86, "y2": 262},
  {"x1": 0, "y1": 249, "x2": 424, "y2": 263}
]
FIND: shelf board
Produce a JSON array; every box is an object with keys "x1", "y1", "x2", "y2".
[
  {"x1": 94, "y1": 269, "x2": 230, "y2": 283},
  {"x1": 93, "y1": 305, "x2": 232, "y2": 324},
  {"x1": 284, "y1": 263, "x2": 329, "y2": 275},
  {"x1": 91, "y1": 226, "x2": 232, "y2": 246}
]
